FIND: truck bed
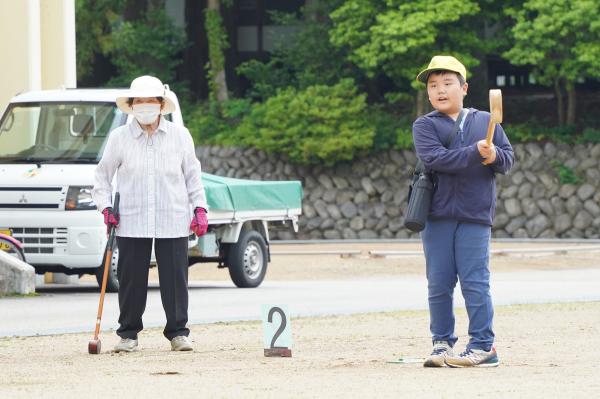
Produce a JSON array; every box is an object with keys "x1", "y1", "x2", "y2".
[{"x1": 203, "y1": 173, "x2": 303, "y2": 224}]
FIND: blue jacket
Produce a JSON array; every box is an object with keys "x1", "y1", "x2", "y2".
[{"x1": 412, "y1": 108, "x2": 514, "y2": 226}]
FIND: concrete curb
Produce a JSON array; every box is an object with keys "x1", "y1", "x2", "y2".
[{"x1": 0, "y1": 250, "x2": 35, "y2": 295}]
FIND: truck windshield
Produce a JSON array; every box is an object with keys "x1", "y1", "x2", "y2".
[{"x1": 0, "y1": 102, "x2": 126, "y2": 163}]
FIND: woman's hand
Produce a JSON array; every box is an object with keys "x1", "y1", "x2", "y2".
[
  {"x1": 102, "y1": 207, "x2": 119, "y2": 234},
  {"x1": 190, "y1": 207, "x2": 208, "y2": 237}
]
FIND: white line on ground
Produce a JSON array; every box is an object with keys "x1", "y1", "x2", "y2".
[{"x1": 369, "y1": 245, "x2": 600, "y2": 258}]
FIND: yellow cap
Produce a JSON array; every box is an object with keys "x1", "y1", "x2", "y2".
[{"x1": 416, "y1": 55, "x2": 467, "y2": 83}]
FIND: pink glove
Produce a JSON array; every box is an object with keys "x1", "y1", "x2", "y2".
[
  {"x1": 102, "y1": 207, "x2": 119, "y2": 234},
  {"x1": 190, "y1": 207, "x2": 208, "y2": 237}
]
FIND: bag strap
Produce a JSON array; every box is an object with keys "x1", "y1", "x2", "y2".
[
  {"x1": 445, "y1": 108, "x2": 466, "y2": 148},
  {"x1": 415, "y1": 108, "x2": 466, "y2": 174}
]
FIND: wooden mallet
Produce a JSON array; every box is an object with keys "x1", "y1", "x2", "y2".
[
  {"x1": 88, "y1": 192, "x2": 119, "y2": 355},
  {"x1": 485, "y1": 89, "x2": 503, "y2": 145}
]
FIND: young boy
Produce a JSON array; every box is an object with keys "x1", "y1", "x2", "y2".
[{"x1": 412, "y1": 55, "x2": 514, "y2": 367}]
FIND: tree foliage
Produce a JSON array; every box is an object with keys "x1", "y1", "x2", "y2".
[
  {"x1": 505, "y1": 0, "x2": 600, "y2": 84},
  {"x1": 329, "y1": 0, "x2": 482, "y2": 87},
  {"x1": 73, "y1": 0, "x2": 600, "y2": 163},
  {"x1": 103, "y1": 10, "x2": 188, "y2": 88},
  {"x1": 237, "y1": 1, "x2": 357, "y2": 101},
  {"x1": 75, "y1": 0, "x2": 123, "y2": 82},
  {"x1": 504, "y1": 0, "x2": 600, "y2": 125},
  {"x1": 75, "y1": 0, "x2": 187, "y2": 91}
]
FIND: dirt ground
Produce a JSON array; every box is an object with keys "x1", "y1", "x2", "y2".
[
  {"x1": 5, "y1": 242, "x2": 600, "y2": 398},
  {"x1": 1, "y1": 302, "x2": 599, "y2": 398}
]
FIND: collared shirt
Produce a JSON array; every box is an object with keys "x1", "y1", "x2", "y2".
[{"x1": 92, "y1": 117, "x2": 208, "y2": 238}]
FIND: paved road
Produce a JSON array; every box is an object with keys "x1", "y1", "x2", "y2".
[{"x1": 1, "y1": 268, "x2": 599, "y2": 337}]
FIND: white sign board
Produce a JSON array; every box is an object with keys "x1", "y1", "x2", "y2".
[{"x1": 261, "y1": 304, "x2": 292, "y2": 354}]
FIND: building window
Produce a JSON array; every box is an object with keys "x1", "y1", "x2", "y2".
[
  {"x1": 528, "y1": 75, "x2": 536, "y2": 84},
  {"x1": 236, "y1": 0, "x2": 304, "y2": 55},
  {"x1": 237, "y1": 26, "x2": 259, "y2": 52}
]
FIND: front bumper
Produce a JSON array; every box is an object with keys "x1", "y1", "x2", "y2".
[{"x1": 0, "y1": 210, "x2": 105, "y2": 269}]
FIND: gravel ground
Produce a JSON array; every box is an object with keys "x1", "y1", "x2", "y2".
[
  {"x1": 1, "y1": 302, "x2": 598, "y2": 398},
  {"x1": 8, "y1": 241, "x2": 600, "y2": 398}
]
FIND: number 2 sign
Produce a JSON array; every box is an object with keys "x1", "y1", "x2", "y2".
[{"x1": 261, "y1": 304, "x2": 292, "y2": 357}]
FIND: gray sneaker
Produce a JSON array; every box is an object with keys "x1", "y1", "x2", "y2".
[
  {"x1": 445, "y1": 347, "x2": 499, "y2": 368},
  {"x1": 171, "y1": 335, "x2": 193, "y2": 351},
  {"x1": 114, "y1": 338, "x2": 138, "y2": 353},
  {"x1": 423, "y1": 340, "x2": 453, "y2": 367}
]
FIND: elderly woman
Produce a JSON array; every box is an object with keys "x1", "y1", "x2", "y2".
[{"x1": 92, "y1": 75, "x2": 208, "y2": 352}]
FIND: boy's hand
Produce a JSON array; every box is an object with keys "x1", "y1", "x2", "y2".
[
  {"x1": 477, "y1": 140, "x2": 496, "y2": 164},
  {"x1": 483, "y1": 145, "x2": 497, "y2": 164}
]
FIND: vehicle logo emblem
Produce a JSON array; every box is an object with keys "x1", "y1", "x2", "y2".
[
  {"x1": 19, "y1": 194, "x2": 28, "y2": 204},
  {"x1": 24, "y1": 168, "x2": 38, "y2": 178}
]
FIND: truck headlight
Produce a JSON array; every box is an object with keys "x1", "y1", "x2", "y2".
[{"x1": 65, "y1": 186, "x2": 97, "y2": 210}]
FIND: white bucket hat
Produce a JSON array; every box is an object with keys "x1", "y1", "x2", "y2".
[{"x1": 116, "y1": 75, "x2": 176, "y2": 115}]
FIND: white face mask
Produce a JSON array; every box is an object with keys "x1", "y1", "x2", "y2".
[{"x1": 132, "y1": 103, "x2": 161, "y2": 125}]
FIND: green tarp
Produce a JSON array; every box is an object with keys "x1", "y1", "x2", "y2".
[{"x1": 202, "y1": 173, "x2": 302, "y2": 212}]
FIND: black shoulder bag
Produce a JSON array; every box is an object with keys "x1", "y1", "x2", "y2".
[{"x1": 404, "y1": 110, "x2": 465, "y2": 232}]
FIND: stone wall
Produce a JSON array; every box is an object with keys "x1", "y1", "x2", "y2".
[{"x1": 196, "y1": 143, "x2": 600, "y2": 240}]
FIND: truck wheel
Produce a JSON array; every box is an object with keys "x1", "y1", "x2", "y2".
[
  {"x1": 226, "y1": 230, "x2": 268, "y2": 288},
  {"x1": 96, "y1": 246, "x2": 119, "y2": 292}
]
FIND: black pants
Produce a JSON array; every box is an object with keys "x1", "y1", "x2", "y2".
[{"x1": 115, "y1": 236, "x2": 190, "y2": 340}]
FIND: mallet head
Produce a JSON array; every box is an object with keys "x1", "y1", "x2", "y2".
[
  {"x1": 88, "y1": 339, "x2": 101, "y2": 354},
  {"x1": 489, "y1": 89, "x2": 503, "y2": 124}
]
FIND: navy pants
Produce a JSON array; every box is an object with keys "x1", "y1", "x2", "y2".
[
  {"x1": 421, "y1": 219, "x2": 494, "y2": 351},
  {"x1": 116, "y1": 236, "x2": 190, "y2": 340}
]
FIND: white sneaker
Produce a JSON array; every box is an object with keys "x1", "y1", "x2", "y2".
[
  {"x1": 170, "y1": 335, "x2": 193, "y2": 351},
  {"x1": 445, "y1": 347, "x2": 499, "y2": 368},
  {"x1": 114, "y1": 338, "x2": 138, "y2": 353},
  {"x1": 423, "y1": 340, "x2": 453, "y2": 367}
]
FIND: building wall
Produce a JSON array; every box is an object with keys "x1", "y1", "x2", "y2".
[
  {"x1": 0, "y1": 0, "x2": 75, "y2": 113},
  {"x1": 40, "y1": 0, "x2": 76, "y2": 91},
  {"x1": 0, "y1": 0, "x2": 38, "y2": 112}
]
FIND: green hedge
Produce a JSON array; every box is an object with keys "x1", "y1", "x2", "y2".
[{"x1": 237, "y1": 79, "x2": 374, "y2": 165}]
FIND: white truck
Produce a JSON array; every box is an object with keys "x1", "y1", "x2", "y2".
[{"x1": 0, "y1": 88, "x2": 302, "y2": 291}]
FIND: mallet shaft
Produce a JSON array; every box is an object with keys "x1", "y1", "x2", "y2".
[{"x1": 485, "y1": 119, "x2": 495, "y2": 146}]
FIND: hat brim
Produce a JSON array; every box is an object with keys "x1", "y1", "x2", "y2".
[
  {"x1": 116, "y1": 89, "x2": 176, "y2": 115},
  {"x1": 416, "y1": 67, "x2": 465, "y2": 84}
]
